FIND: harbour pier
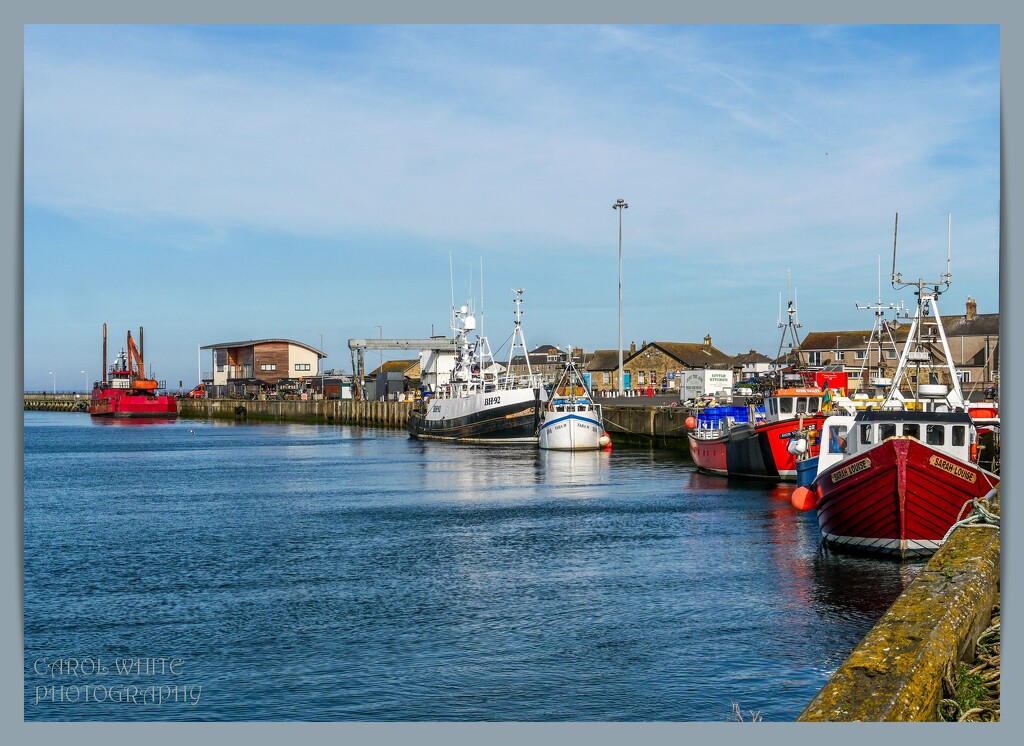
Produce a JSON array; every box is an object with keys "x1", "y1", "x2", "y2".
[{"x1": 27, "y1": 395, "x2": 696, "y2": 445}]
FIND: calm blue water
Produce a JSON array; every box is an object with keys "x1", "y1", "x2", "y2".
[{"x1": 24, "y1": 411, "x2": 921, "y2": 721}]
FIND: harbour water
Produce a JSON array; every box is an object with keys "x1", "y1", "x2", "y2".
[{"x1": 24, "y1": 411, "x2": 922, "y2": 721}]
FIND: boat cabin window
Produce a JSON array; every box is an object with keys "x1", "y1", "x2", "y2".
[
  {"x1": 768, "y1": 399, "x2": 778, "y2": 416},
  {"x1": 902, "y1": 424, "x2": 920, "y2": 439},
  {"x1": 827, "y1": 424, "x2": 849, "y2": 455},
  {"x1": 879, "y1": 423, "x2": 897, "y2": 440},
  {"x1": 859, "y1": 424, "x2": 873, "y2": 445},
  {"x1": 779, "y1": 398, "x2": 794, "y2": 415},
  {"x1": 926, "y1": 425, "x2": 945, "y2": 446},
  {"x1": 795, "y1": 397, "x2": 820, "y2": 414},
  {"x1": 952, "y1": 426, "x2": 966, "y2": 447}
]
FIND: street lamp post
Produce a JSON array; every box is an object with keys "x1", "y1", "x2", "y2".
[
  {"x1": 612, "y1": 198, "x2": 628, "y2": 396},
  {"x1": 48, "y1": 371, "x2": 55, "y2": 395},
  {"x1": 375, "y1": 325, "x2": 383, "y2": 400}
]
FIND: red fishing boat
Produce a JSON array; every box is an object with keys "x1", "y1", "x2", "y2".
[
  {"x1": 792, "y1": 214, "x2": 1000, "y2": 556},
  {"x1": 687, "y1": 386, "x2": 827, "y2": 480},
  {"x1": 800, "y1": 410, "x2": 997, "y2": 555},
  {"x1": 90, "y1": 323, "x2": 177, "y2": 418},
  {"x1": 687, "y1": 275, "x2": 838, "y2": 480}
]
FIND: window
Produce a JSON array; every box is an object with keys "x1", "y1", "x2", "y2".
[
  {"x1": 650, "y1": 370, "x2": 657, "y2": 387},
  {"x1": 957, "y1": 370, "x2": 972, "y2": 383},
  {"x1": 885, "y1": 350, "x2": 897, "y2": 359},
  {"x1": 952, "y1": 426, "x2": 966, "y2": 447},
  {"x1": 860, "y1": 424, "x2": 873, "y2": 445},
  {"x1": 809, "y1": 397, "x2": 820, "y2": 412},
  {"x1": 295, "y1": 363, "x2": 311, "y2": 372},
  {"x1": 260, "y1": 364, "x2": 277, "y2": 371},
  {"x1": 603, "y1": 372, "x2": 610, "y2": 385},
  {"x1": 807, "y1": 352, "x2": 822, "y2": 366},
  {"x1": 796, "y1": 397, "x2": 808, "y2": 413},
  {"x1": 879, "y1": 423, "x2": 896, "y2": 440},
  {"x1": 854, "y1": 350, "x2": 867, "y2": 360},
  {"x1": 779, "y1": 397, "x2": 794, "y2": 414},
  {"x1": 216, "y1": 365, "x2": 225, "y2": 373},
  {"x1": 926, "y1": 425, "x2": 945, "y2": 446},
  {"x1": 902, "y1": 424, "x2": 919, "y2": 439},
  {"x1": 828, "y1": 425, "x2": 849, "y2": 454}
]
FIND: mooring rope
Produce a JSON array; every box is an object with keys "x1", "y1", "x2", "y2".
[
  {"x1": 938, "y1": 604, "x2": 1000, "y2": 722},
  {"x1": 940, "y1": 487, "x2": 1000, "y2": 545}
]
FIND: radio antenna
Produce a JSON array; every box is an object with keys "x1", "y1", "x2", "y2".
[{"x1": 890, "y1": 212, "x2": 900, "y2": 288}]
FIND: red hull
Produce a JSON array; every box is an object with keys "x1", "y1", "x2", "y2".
[
  {"x1": 688, "y1": 416, "x2": 826, "y2": 481},
  {"x1": 814, "y1": 438, "x2": 998, "y2": 556},
  {"x1": 90, "y1": 388, "x2": 177, "y2": 418},
  {"x1": 687, "y1": 432, "x2": 729, "y2": 475}
]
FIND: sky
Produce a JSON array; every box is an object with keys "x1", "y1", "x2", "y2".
[{"x1": 23, "y1": 24, "x2": 1000, "y2": 392}]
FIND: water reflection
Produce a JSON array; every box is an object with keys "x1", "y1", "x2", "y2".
[
  {"x1": 537, "y1": 449, "x2": 611, "y2": 492},
  {"x1": 678, "y1": 470, "x2": 730, "y2": 493},
  {"x1": 90, "y1": 416, "x2": 177, "y2": 427},
  {"x1": 810, "y1": 547, "x2": 923, "y2": 620},
  {"x1": 410, "y1": 441, "x2": 545, "y2": 501}
]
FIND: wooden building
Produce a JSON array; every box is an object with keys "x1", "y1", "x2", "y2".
[{"x1": 201, "y1": 338, "x2": 326, "y2": 396}]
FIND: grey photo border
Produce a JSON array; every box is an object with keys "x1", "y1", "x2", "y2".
[{"x1": 3, "y1": 1, "x2": 1019, "y2": 744}]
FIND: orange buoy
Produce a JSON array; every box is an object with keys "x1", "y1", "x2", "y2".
[
  {"x1": 685, "y1": 416, "x2": 697, "y2": 429},
  {"x1": 791, "y1": 486, "x2": 817, "y2": 512}
]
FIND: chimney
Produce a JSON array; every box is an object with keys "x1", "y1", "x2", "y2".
[
  {"x1": 966, "y1": 296, "x2": 977, "y2": 321},
  {"x1": 629, "y1": 341, "x2": 636, "y2": 355},
  {"x1": 704, "y1": 334, "x2": 712, "y2": 349}
]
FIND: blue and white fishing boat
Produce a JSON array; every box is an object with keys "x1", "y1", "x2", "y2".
[
  {"x1": 538, "y1": 348, "x2": 611, "y2": 451},
  {"x1": 408, "y1": 289, "x2": 547, "y2": 443}
]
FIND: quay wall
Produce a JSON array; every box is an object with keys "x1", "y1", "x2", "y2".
[
  {"x1": 175, "y1": 397, "x2": 415, "y2": 429},
  {"x1": 798, "y1": 525, "x2": 1000, "y2": 722},
  {"x1": 27, "y1": 395, "x2": 695, "y2": 446},
  {"x1": 23, "y1": 394, "x2": 89, "y2": 412}
]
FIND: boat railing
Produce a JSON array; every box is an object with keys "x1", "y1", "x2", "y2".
[
  {"x1": 495, "y1": 373, "x2": 545, "y2": 391},
  {"x1": 691, "y1": 424, "x2": 727, "y2": 440}
]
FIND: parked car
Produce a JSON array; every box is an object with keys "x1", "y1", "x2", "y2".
[{"x1": 186, "y1": 384, "x2": 206, "y2": 398}]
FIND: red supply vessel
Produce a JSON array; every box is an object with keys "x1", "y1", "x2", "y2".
[{"x1": 90, "y1": 323, "x2": 177, "y2": 418}]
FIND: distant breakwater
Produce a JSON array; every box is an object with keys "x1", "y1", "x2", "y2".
[{"x1": 25, "y1": 395, "x2": 694, "y2": 449}]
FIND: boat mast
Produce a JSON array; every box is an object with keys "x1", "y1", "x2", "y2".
[
  {"x1": 775, "y1": 270, "x2": 804, "y2": 370},
  {"x1": 854, "y1": 256, "x2": 905, "y2": 387},
  {"x1": 883, "y1": 212, "x2": 964, "y2": 410},
  {"x1": 507, "y1": 289, "x2": 532, "y2": 381}
]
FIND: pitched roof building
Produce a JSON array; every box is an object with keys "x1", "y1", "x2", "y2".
[{"x1": 796, "y1": 296, "x2": 998, "y2": 390}]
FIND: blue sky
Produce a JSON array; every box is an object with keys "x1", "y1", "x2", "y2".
[{"x1": 23, "y1": 24, "x2": 999, "y2": 391}]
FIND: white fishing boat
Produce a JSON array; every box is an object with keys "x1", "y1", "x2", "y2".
[
  {"x1": 538, "y1": 348, "x2": 611, "y2": 451},
  {"x1": 407, "y1": 289, "x2": 547, "y2": 443}
]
